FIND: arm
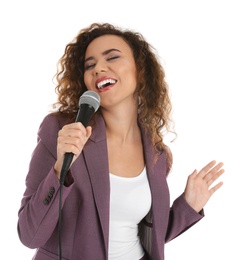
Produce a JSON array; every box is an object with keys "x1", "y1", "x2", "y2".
[
  {"x1": 165, "y1": 193, "x2": 204, "y2": 242},
  {"x1": 17, "y1": 115, "x2": 74, "y2": 248},
  {"x1": 166, "y1": 160, "x2": 224, "y2": 242}
]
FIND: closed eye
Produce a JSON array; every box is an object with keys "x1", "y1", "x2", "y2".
[
  {"x1": 107, "y1": 55, "x2": 120, "y2": 61},
  {"x1": 85, "y1": 56, "x2": 119, "y2": 70},
  {"x1": 84, "y1": 63, "x2": 95, "y2": 70}
]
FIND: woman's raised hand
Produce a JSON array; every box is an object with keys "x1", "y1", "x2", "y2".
[{"x1": 184, "y1": 160, "x2": 225, "y2": 213}]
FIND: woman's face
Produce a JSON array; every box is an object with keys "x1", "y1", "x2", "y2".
[{"x1": 84, "y1": 34, "x2": 137, "y2": 108}]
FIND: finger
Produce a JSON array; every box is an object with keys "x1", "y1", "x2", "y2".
[
  {"x1": 62, "y1": 122, "x2": 85, "y2": 129},
  {"x1": 58, "y1": 129, "x2": 87, "y2": 145},
  {"x1": 60, "y1": 122, "x2": 87, "y2": 136},
  {"x1": 58, "y1": 133, "x2": 88, "y2": 155},
  {"x1": 209, "y1": 181, "x2": 224, "y2": 195},
  {"x1": 57, "y1": 138, "x2": 80, "y2": 155},
  {"x1": 206, "y1": 168, "x2": 225, "y2": 186},
  {"x1": 86, "y1": 126, "x2": 92, "y2": 138},
  {"x1": 198, "y1": 160, "x2": 217, "y2": 178},
  {"x1": 188, "y1": 169, "x2": 198, "y2": 179},
  {"x1": 204, "y1": 162, "x2": 224, "y2": 181}
]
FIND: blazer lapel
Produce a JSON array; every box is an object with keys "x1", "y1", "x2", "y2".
[
  {"x1": 140, "y1": 126, "x2": 170, "y2": 256},
  {"x1": 83, "y1": 115, "x2": 110, "y2": 253}
]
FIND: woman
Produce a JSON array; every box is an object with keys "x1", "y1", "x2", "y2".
[{"x1": 17, "y1": 23, "x2": 224, "y2": 260}]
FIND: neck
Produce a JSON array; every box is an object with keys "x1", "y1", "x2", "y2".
[{"x1": 101, "y1": 104, "x2": 140, "y2": 143}]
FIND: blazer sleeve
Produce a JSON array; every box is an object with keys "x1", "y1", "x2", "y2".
[
  {"x1": 17, "y1": 114, "x2": 74, "y2": 248},
  {"x1": 165, "y1": 193, "x2": 204, "y2": 242}
]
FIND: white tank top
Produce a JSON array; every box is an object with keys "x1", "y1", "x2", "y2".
[{"x1": 108, "y1": 167, "x2": 152, "y2": 260}]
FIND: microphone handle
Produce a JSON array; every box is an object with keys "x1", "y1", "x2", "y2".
[
  {"x1": 60, "y1": 153, "x2": 74, "y2": 183},
  {"x1": 75, "y1": 104, "x2": 95, "y2": 125}
]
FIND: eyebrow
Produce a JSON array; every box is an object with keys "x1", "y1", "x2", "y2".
[{"x1": 84, "y1": 48, "x2": 121, "y2": 63}]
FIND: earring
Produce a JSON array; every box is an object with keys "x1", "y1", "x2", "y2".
[{"x1": 138, "y1": 96, "x2": 141, "y2": 106}]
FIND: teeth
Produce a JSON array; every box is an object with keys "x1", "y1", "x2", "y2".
[{"x1": 97, "y1": 79, "x2": 116, "y2": 89}]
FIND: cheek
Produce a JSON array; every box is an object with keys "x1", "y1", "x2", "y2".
[
  {"x1": 124, "y1": 65, "x2": 137, "y2": 86},
  {"x1": 83, "y1": 73, "x2": 91, "y2": 89}
]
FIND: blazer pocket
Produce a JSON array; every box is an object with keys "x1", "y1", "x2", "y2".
[{"x1": 138, "y1": 210, "x2": 153, "y2": 259}]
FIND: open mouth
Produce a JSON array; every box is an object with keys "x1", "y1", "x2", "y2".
[{"x1": 96, "y1": 79, "x2": 117, "y2": 89}]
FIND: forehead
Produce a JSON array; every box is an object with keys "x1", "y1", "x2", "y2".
[{"x1": 85, "y1": 34, "x2": 132, "y2": 56}]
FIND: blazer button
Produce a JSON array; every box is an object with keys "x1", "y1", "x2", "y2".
[
  {"x1": 43, "y1": 187, "x2": 55, "y2": 205},
  {"x1": 49, "y1": 187, "x2": 55, "y2": 194},
  {"x1": 43, "y1": 198, "x2": 50, "y2": 205}
]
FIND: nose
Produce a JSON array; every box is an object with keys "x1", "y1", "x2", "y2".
[{"x1": 93, "y1": 60, "x2": 107, "y2": 76}]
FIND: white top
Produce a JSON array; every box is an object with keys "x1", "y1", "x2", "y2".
[{"x1": 108, "y1": 167, "x2": 152, "y2": 260}]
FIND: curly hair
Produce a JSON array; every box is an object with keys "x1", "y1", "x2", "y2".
[{"x1": 53, "y1": 23, "x2": 175, "y2": 172}]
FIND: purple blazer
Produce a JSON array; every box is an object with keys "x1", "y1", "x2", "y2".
[{"x1": 17, "y1": 113, "x2": 203, "y2": 260}]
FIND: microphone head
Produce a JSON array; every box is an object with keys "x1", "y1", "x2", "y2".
[{"x1": 79, "y1": 90, "x2": 100, "y2": 112}]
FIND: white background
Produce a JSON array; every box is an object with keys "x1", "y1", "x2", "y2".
[{"x1": 1, "y1": 0, "x2": 236, "y2": 259}]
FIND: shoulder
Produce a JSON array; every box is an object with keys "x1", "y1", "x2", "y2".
[
  {"x1": 38, "y1": 113, "x2": 65, "y2": 135},
  {"x1": 37, "y1": 112, "x2": 70, "y2": 149},
  {"x1": 141, "y1": 129, "x2": 172, "y2": 176}
]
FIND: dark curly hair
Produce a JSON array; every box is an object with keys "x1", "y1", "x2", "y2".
[{"x1": 53, "y1": 23, "x2": 175, "y2": 172}]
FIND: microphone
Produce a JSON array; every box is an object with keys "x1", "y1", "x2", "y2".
[{"x1": 60, "y1": 90, "x2": 100, "y2": 183}]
